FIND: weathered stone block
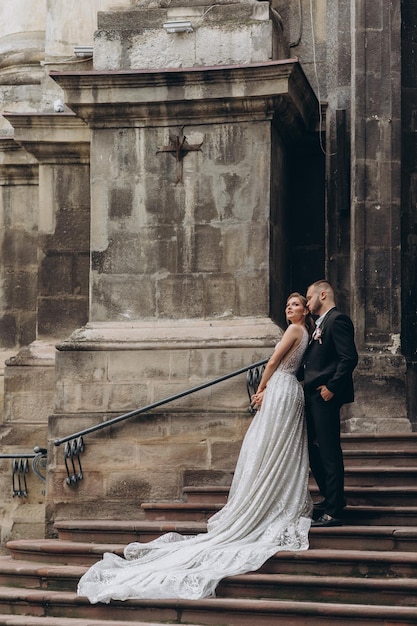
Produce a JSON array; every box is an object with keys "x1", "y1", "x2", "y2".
[
  {"x1": 108, "y1": 383, "x2": 150, "y2": 411},
  {"x1": 91, "y1": 274, "x2": 157, "y2": 321},
  {"x1": 3, "y1": 269, "x2": 37, "y2": 312},
  {"x1": 343, "y1": 353, "x2": 408, "y2": 432},
  {"x1": 108, "y1": 350, "x2": 171, "y2": 381},
  {"x1": 55, "y1": 351, "x2": 108, "y2": 383},
  {"x1": 37, "y1": 296, "x2": 88, "y2": 337},
  {"x1": 157, "y1": 275, "x2": 205, "y2": 318},
  {"x1": 4, "y1": 391, "x2": 55, "y2": 423},
  {"x1": 4, "y1": 365, "x2": 55, "y2": 393},
  {"x1": 0, "y1": 316, "x2": 17, "y2": 349},
  {"x1": 192, "y1": 225, "x2": 222, "y2": 273},
  {"x1": 364, "y1": 205, "x2": 392, "y2": 246},
  {"x1": 94, "y1": 3, "x2": 273, "y2": 71},
  {"x1": 203, "y1": 275, "x2": 237, "y2": 317},
  {"x1": 2, "y1": 230, "x2": 37, "y2": 266},
  {"x1": 237, "y1": 270, "x2": 269, "y2": 317}
]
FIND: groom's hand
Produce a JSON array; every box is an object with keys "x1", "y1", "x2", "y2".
[{"x1": 317, "y1": 385, "x2": 334, "y2": 402}]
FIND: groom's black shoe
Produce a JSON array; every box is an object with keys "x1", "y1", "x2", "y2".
[{"x1": 311, "y1": 513, "x2": 343, "y2": 527}]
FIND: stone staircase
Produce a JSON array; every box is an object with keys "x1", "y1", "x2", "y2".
[{"x1": 1, "y1": 433, "x2": 417, "y2": 625}]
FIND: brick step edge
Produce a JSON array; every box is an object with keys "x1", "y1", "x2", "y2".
[
  {"x1": 53, "y1": 520, "x2": 417, "y2": 539},
  {"x1": 2, "y1": 556, "x2": 417, "y2": 595},
  {"x1": 340, "y1": 433, "x2": 417, "y2": 449},
  {"x1": 220, "y1": 572, "x2": 417, "y2": 594},
  {"x1": 54, "y1": 519, "x2": 208, "y2": 536},
  {"x1": 0, "y1": 616, "x2": 174, "y2": 626},
  {"x1": 6, "y1": 541, "x2": 417, "y2": 567},
  {"x1": 0, "y1": 586, "x2": 417, "y2": 623}
]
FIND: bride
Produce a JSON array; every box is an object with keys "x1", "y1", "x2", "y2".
[{"x1": 78, "y1": 293, "x2": 314, "y2": 603}]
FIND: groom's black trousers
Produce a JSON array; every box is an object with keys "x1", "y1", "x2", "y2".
[{"x1": 305, "y1": 390, "x2": 345, "y2": 518}]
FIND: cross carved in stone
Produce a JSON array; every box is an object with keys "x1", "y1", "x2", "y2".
[{"x1": 157, "y1": 133, "x2": 203, "y2": 183}]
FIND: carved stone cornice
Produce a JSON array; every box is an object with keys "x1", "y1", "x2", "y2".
[
  {"x1": 2, "y1": 113, "x2": 90, "y2": 164},
  {"x1": 0, "y1": 137, "x2": 38, "y2": 185},
  {"x1": 50, "y1": 59, "x2": 318, "y2": 138}
]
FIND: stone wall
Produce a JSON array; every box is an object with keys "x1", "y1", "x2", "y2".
[{"x1": 48, "y1": 318, "x2": 278, "y2": 528}]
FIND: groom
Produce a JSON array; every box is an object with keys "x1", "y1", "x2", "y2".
[{"x1": 303, "y1": 280, "x2": 358, "y2": 527}]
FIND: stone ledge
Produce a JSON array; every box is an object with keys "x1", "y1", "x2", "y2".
[{"x1": 56, "y1": 317, "x2": 280, "y2": 351}]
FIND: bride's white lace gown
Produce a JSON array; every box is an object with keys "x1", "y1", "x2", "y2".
[{"x1": 78, "y1": 329, "x2": 312, "y2": 603}]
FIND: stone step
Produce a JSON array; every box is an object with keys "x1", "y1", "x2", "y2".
[
  {"x1": 184, "y1": 468, "x2": 417, "y2": 502},
  {"x1": 261, "y1": 548, "x2": 417, "y2": 578},
  {"x1": 348, "y1": 486, "x2": 417, "y2": 505},
  {"x1": 0, "y1": 617, "x2": 182, "y2": 626},
  {"x1": 0, "y1": 556, "x2": 85, "y2": 591},
  {"x1": 1, "y1": 556, "x2": 417, "y2": 610},
  {"x1": 312, "y1": 486, "x2": 417, "y2": 506},
  {"x1": 343, "y1": 449, "x2": 417, "y2": 467},
  {"x1": 141, "y1": 502, "x2": 222, "y2": 522},
  {"x1": 5, "y1": 540, "x2": 124, "y2": 566},
  {"x1": 141, "y1": 497, "x2": 417, "y2": 523},
  {"x1": 183, "y1": 486, "x2": 229, "y2": 504},
  {"x1": 0, "y1": 586, "x2": 416, "y2": 625},
  {"x1": 309, "y1": 525, "x2": 417, "y2": 551},
  {"x1": 218, "y1": 572, "x2": 417, "y2": 606},
  {"x1": 343, "y1": 505, "x2": 417, "y2": 526},
  {"x1": 7, "y1": 540, "x2": 417, "y2": 579},
  {"x1": 340, "y1": 433, "x2": 417, "y2": 451},
  {"x1": 54, "y1": 519, "x2": 208, "y2": 544},
  {"x1": 342, "y1": 467, "x2": 417, "y2": 487},
  {"x1": 53, "y1": 520, "x2": 417, "y2": 552}
]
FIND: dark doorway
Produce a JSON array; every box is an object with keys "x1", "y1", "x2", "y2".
[{"x1": 289, "y1": 132, "x2": 326, "y2": 296}]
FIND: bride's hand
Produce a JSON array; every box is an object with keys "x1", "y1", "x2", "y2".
[{"x1": 251, "y1": 389, "x2": 265, "y2": 408}]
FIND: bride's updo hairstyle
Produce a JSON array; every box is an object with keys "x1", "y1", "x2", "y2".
[{"x1": 286, "y1": 292, "x2": 315, "y2": 336}]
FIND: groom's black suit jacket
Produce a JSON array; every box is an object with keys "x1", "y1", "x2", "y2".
[{"x1": 303, "y1": 308, "x2": 358, "y2": 405}]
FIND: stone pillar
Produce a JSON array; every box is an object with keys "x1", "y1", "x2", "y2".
[
  {"x1": 5, "y1": 113, "x2": 91, "y2": 339},
  {"x1": 0, "y1": 115, "x2": 90, "y2": 540},
  {"x1": 0, "y1": 139, "x2": 38, "y2": 349},
  {"x1": 349, "y1": 0, "x2": 408, "y2": 431}
]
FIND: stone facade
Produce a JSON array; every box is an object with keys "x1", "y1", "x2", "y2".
[{"x1": 0, "y1": 0, "x2": 414, "y2": 536}]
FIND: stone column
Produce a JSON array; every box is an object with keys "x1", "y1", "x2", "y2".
[
  {"x1": 0, "y1": 115, "x2": 90, "y2": 540},
  {"x1": 5, "y1": 113, "x2": 91, "y2": 340},
  {"x1": 350, "y1": 0, "x2": 407, "y2": 430},
  {"x1": 0, "y1": 139, "x2": 46, "y2": 542},
  {"x1": 0, "y1": 139, "x2": 38, "y2": 349}
]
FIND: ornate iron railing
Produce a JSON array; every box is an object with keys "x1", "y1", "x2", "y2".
[
  {"x1": 0, "y1": 446, "x2": 47, "y2": 497},
  {"x1": 54, "y1": 358, "x2": 268, "y2": 486}
]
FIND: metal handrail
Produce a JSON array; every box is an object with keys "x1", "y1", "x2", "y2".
[
  {"x1": 0, "y1": 447, "x2": 47, "y2": 497},
  {"x1": 54, "y1": 358, "x2": 268, "y2": 447},
  {"x1": 54, "y1": 357, "x2": 268, "y2": 486}
]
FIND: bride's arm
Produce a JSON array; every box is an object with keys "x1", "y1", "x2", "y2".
[{"x1": 251, "y1": 325, "x2": 301, "y2": 406}]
